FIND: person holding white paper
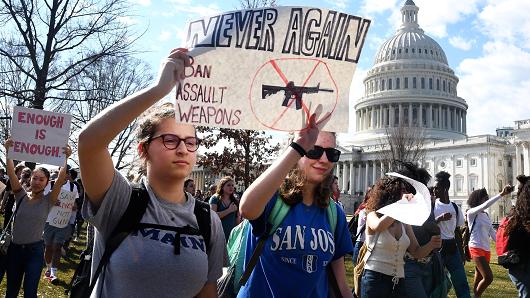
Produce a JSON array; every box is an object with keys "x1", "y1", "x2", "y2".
[
  {"x1": 3, "y1": 138, "x2": 70, "y2": 298},
  {"x1": 361, "y1": 175, "x2": 441, "y2": 298}
]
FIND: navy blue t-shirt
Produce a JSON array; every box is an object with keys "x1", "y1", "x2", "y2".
[{"x1": 237, "y1": 195, "x2": 353, "y2": 297}]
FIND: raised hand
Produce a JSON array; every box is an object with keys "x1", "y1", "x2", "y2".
[
  {"x1": 154, "y1": 48, "x2": 193, "y2": 97},
  {"x1": 294, "y1": 104, "x2": 332, "y2": 152},
  {"x1": 3, "y1": 138, "x2": 13, "y2": 150}
]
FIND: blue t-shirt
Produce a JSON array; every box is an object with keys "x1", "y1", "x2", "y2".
[
  {"x1": 209, "y1": 195, "x2": 237, "y2": 240},
  {"x1": 237, "y1": 195, "x2": 353, "y2": 297}
]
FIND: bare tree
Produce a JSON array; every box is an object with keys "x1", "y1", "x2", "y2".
[
  {"x1": 51, "y1": 56, "x2": 153, "y2": 170},
  {"x1": 0, "y1": 0, "x2": 139, "y2": 109},
  {"x1": 378, "y1": 124, "x2": 426, "y2": 171}
]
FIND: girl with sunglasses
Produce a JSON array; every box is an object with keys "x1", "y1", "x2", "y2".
[
  {"x1": 237, "y1": 115, "x2": 354, "y2": 297},
  {"x1": 77, "y1": 49, "x2": 225, "y2": 297}
]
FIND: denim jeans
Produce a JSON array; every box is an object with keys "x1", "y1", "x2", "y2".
[
  {"x1": 352, "y1": 241, "x2": 364, "y2": 266},
  {"x1": 508, "y1": 260, "x2": 530, "y2": 298},
  {"x1": 6, "y1": 241, "x2": 45, "y2": 298},
  {"x1": 361, "y1": 269, "x2": 407, "y2": 298},
  {"x1": 403, "y1": 258, "x2": 434, "y2": 298},
  {"x1": 441, "y1": 248, "x2": 470, "y2": 298}
]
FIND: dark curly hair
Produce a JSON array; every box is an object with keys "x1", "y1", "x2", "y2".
[
  {"x1": 435, "y1": 171, "x2": 451, "y2": 189},
  {"x1": 396, "y1": 161, "x2": 431, "y2": 193},
  {"x1": 279, "y1": 165, "x2": 333, "y2": 209},
  {"x1": 365, "y1": 176, "x2": 405, "y2": 213},
  {"x1": 467, "y1": 188, "x2": 488, "y2": 208},
  {"x1": 505, "y1": 175, "x2": 530, "y2": 235}
]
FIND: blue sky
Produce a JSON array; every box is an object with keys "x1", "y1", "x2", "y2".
[{"x1": 126, "y1": 0, "x2": 530, "y2": 137}]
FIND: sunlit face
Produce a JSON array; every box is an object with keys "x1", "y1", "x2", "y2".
[
  {"x1": 298, "y1": 132, "x2": 336, "y2": 185},
  {"x1": 222, "y1": 180, "x2": 235, "y2": 195},
  {"x1": 30, "y1": 170, "x2": 49, "y2": 193},
  {"x1": 144, "y1": 118, "x2": 197, "y2": 180}
]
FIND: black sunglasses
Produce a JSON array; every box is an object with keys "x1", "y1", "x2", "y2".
[
  {"x1": 306, "y1": 146, "x2": 341, "y2": 162},
  {"x1": 148, "y1": 134, "x2": 201, "y2": 152}
]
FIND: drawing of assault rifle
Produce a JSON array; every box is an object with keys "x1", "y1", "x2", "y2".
[{"x1": 261, "y1": 81, "x2": 334, "y2": 110}]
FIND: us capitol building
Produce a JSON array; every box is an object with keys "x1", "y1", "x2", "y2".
[{"x1": 334, "y1": 0, "x2": 530, "y2": 220}]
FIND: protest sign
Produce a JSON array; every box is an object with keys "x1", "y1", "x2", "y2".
[
  {"x1": 9, "y1": 106, "x2": 71, "y2": 166},
  {"x1": 47, "y1": 190, "x2": 77, "y2": 228},
  {"x1": 179, "y1": 7, "x2": 370, "y2": 132},
  {"x1": 377, "y1": 172, "x2": 432, "y2": 226}
]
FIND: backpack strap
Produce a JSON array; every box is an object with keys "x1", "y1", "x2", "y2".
[
  {"x1": 451, "y1": 202, "x2": 459, "y2": 224},
  {"x1": 193, "y1": 198, "x2": 211, "y2": 254},
  {"x1": 268, "y1": 195, "x2": 290, "y2": 235},
  {"x1": 326, "y1": 200, "x2": 338, "y2": 236},
  {"x1": 87, "y1": 184, "x2": 149, "y2": 295}
]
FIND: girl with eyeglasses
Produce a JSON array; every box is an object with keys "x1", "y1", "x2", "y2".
[
  {"x1": 237, "y1": 116, "x2": 354, "y2": 297},
  {"x1": 77, "y1": 49, "x2": 226, "y2": 297}
]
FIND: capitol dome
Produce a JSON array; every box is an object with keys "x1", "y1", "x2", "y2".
[{"x1": 353, "y1": 0, "x2": 468, "y2": 144}]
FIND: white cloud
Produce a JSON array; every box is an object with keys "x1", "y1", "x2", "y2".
[
  {"x1": 478, "y1": 0, "x2": 530, "y2": 49},
  {"x1": 162, "y1": 2, "x2": 221, "y2": 18},
  {"x1": 325, "y1": 0, "x2": 349, "y2": 9},
  {"x1": 362, "y1": 0, "x2": 483, "y2": 38},
  {"x1": 348, "y1": 66, "x2": 368, "y2": 132},
  {"x1": 131, "y1": 0, "x2": 151, "y2": 6},
  {"x1": 457, "y1": 41, "x2": 530, "y2": 134},
  {"x1": 449, "y1": 36, "x2": 475, "y2": 51}
]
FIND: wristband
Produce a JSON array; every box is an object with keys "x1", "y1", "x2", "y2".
[{"x1": 289, "y1": 142, "x2": 306, "y2": 157}]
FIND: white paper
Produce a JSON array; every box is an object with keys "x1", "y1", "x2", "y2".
[
  {"x1": 46, "y1": 190, "x2": 77, "y2": 228},
  {"x1": 179, "y1": 7, "x2": 371, "y2": 133},
  {"x1": 9, "y1": 106, "x2": 71, "y2": 166},
  {"x1": 376, "y1": 172, "x2": 432, "y2": 226}
]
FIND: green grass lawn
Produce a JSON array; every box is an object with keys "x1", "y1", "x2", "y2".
[{"x1": 0, "y1": 215, "x2": 519, "y2": 297}]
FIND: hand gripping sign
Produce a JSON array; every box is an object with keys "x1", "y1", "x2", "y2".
[
  {"x1": 377, "y1": 172, "x2": 432, "y2": 226},
  {"x1": 177, "y1": 6, "x2": 371, "y2": 132},
  {"x1": 9, "y1": 106, "x2": 71, "y2": 166}
]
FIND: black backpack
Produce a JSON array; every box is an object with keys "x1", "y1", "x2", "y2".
[{"x1": 66, "y1": 183, "x2": 211, "y2": 298}]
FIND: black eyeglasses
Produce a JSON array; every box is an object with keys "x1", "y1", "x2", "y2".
[
  {"x1": 306, "y1": 146, "x2": 341, "y2": 162},
  {"x1": 148, "y1": 134, "x2": 201, "y2": 152}
]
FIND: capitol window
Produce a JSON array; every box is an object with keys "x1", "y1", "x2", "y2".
[
  {"x1": 421, "y1": 78, "x2": 425, "y2": 89},
  {"x1": 419, "y1": 49, "x2": 422, "y2": 53},
  {"x1": 469, "y1": 175, "x2": 478, "y2": 192},
  {"x1": 429, "y1": 78, "x2": 433, "y2": 89},
  {"x1": 456, "y1": 159, "x2": 463, "y2": 167},
  {"x1": 443, "y1": 80, "x2": 446, "y2": 92},
  {"x1": 470, "y1": 158, "x2": 477, "y2": 166},
  {"x1": 396, "y1": 78, "x2": 400, "y2": 89},
  {"x1": 413, "y1": 77, "x2": 417, "y2": 88},
  {"x1": 404, "y1": 77, "x2": 409, "y2": 88},
  {"x1": 388, "y1": 79, "x2": 393, "y2": 90},
  {"x1": 381, "y1": 79, "x2": 385, "y2": 91},
  {"x1": 437, "y1": 79, "x2": 440, "y2": 91},
  {"x1": 456, "y1": 176, "x2": 464, "y2": 193}
]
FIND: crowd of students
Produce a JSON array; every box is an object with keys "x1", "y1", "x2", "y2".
[{"x1": 0, "y1": 49, "x2": 529, "y2": 298}]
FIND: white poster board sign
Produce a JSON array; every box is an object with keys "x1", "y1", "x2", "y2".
[
  {"x1": 179, "y1": 7, "x2": 371, "y2": 132},
  {"x1": 9, "y1": 106, "x2": 71, "y2": 166},
  {"x1": 46, "y1": 191, "x2": 77, "y2": 228},
  {"x1": 377, "y1": 172, "x2": 432, "y2": 226}
]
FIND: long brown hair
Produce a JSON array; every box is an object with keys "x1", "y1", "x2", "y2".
[
  {"x1": 505, "y1": 175, "x2": 530, "y2": 235},
  {"x1": 278, "y1": 132, "x2": 336, "y2": 208},
  {"x1": 216, "y1": 176, "x2": 237, "y2": 204}
]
